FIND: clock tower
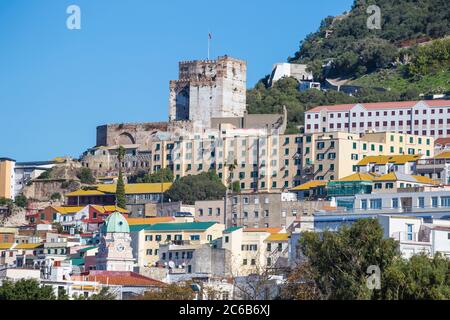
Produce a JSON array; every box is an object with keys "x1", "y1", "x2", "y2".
[{"x1": 96, "y1": 211, "x2": 135, "y2": 272}]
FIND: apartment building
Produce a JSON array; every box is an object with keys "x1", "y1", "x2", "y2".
[
  {"x1": 82, "y1": 131, "x2": 303, "y2": 192},
  {"x1": 226, "y1": 192, "x2": 331, "y2": 229},
  {"x1": 301, "y1": 131, "x2": 434, "y2": 181},
  {"x1": 82, "y1": 128, "x2": 434, "y2": 197},
  {"x1": 0, "y1": 158, "x2": 15, "y2": 200},
  {"x1": 379, "y1": 215, "x2": 450, "y2": 258},
  {"x1": 416, "y1": 151, "x2": 450, "y2": 185},
  {"x1": 65, "y1": 183, "x2": 171, "y2": 216},
  {"x1": 304, "y1": 100, "x2": 450, "y2": 139},
  {"x1": 222, "y1": 227, "x2": 289, "y2": 277},
  {"x1": 130, "y1": 222, "x2": 224, "y2": 268}
]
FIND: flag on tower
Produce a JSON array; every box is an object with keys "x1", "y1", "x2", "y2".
[{"x1": 208, "y1": 32, "x2": 212, "y2": 39}]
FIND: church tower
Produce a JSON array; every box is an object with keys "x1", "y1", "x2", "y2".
[{"x1": 96, "y1": 212, "x2": 135, "y2": 272}]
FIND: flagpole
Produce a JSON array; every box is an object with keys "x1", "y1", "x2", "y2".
[{"x1": 208, "y1": 32, "x2": 211, "y2": 60}]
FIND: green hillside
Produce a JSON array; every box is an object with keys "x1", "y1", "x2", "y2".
[{"x1": 247, "y1": 0, "x2": 450, "y2": 131}]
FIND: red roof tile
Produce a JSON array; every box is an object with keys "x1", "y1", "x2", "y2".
[
  {"x1": 73, "y1": 271, "x2": 166, "y2": 287},
  {"x1": 306, "y1": 100, "x2": 450, "y2": 113},
  {"x1": 435, "y1": 137, "x2": 450, "y2": 145}
]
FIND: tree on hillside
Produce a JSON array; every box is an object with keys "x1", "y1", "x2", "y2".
[
  {"x1": 129, "y1": 168, "x2": 174, "y2": 184},
  {"x1": 165, "y1": 171, "x2": 226, "y2": 205},
  {"x1": 0, "y1": 279, "x2": 56, "y2": 300},
  {"x1": 116, "y1": 146, "x2": 127, "y2": 209},
  {"x1": 14, "y1": 194, "x2": 27, "y2": 208},
  {"x1": 77, "y1": 167, "x2": 96, "y2": 184}
]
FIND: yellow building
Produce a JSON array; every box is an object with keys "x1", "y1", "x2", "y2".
[
  {"x1": 302, "y1": 132, "x2": 434, "y2": 181},
  {"x1": 130, "y1": 221, "x2": 225, "y2": 267},
  {"x1": 222, "y1": 227, "x2": 289, "y2": 276},
  {"x1": 0, "y1": 158, "x2": 15, "y2": 200}
]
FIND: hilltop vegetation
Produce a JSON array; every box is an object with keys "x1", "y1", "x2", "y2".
[
  {"x1": 247, "y1": 0, "x2": 450, "y2": 130},
  {"x1": 289, "y1": 0, "x2": 449, "y2": 79}
]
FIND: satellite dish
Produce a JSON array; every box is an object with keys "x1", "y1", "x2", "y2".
[
  {"x1": 182, "y1": 262, "x2": 186, "y2": 266},
  {"x1": 164, "y1": 262, "x2": 168, "y2": 266},
  {"x1": 168, "y1": 261, "x2": 175, "y2": 269}
]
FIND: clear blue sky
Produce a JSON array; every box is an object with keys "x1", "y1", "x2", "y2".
[{"x1": 0, "y1": 0, "x2": 353, "y2": 162}]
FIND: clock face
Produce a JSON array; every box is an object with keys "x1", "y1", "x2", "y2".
[{"x1": 116, "y1": 244, "x2": 125, "y2": 252}]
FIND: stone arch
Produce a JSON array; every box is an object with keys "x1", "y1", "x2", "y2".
[{"x1": 116, "y1": 132, "x2": 135, "y2": 145}]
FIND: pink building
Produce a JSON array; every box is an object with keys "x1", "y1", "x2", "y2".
[{"x1": 305, "y1": 100, "x2": 450, "y2": 138}]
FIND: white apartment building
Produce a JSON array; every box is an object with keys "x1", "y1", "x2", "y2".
[
  {"x1": 378, "y1": 215, "x2": 450, "y2": 258},
  {"x1": 305, "y1": 100, "x2": 450, "y2": 139}
]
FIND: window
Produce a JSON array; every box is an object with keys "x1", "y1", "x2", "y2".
[
  {"x1": 432, "y1": 197, "x2": 438, "y2": 208},
  {"x1": 225, "y1": 236, "x2": 229, "y2": 243},
  {"x1": 146, "y1": 249, "x2": 153, "y2": 256},
  {"x1": 370, "y1": 199, "x2": 382, "y2": 209},
  {"x1": 418, "y1": 197, "x2": 425, "y2": 208},
  {"x1": 190, "y1": 235, "x2": 200, "y2": 241},
  {"x1": 374, "y1": 183, "x2": 382, "y2": 189},
  {"x1": 361, "y1": 200, "x2": 367, "y2": 210},
  {"x1": 392, "y1": 198, "x2": 399, "y2": 209},
  {"x1": 386, "y1": 183, "x2": 394, "y2": 189},
  {"x1": 406, "y1": 224, "x2": 413, "y2": 241},
  {"x1": 441, "y1": 197, "x2": 450, "y2": 207}
]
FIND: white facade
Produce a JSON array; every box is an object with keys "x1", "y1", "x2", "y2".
[
  {"x1": 305, "y1": 100, "x2": 450, "y2": 139},
  {"x1": 378, "y1": 215, "x2": 450, "y2": 258},
  {"x1": 269, "y1": 63, "x2": 313, "y2": 86},
  {"x1": 353, "y1": 189, "x2": 450, "y2": 215},
  {"x1": 13, "y1": 161, "x2": 56, "y2": 197}
]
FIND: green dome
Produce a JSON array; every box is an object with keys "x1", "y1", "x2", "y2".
[{"x1": 102, "y1": 211, "x2": 130, "y2": 233}]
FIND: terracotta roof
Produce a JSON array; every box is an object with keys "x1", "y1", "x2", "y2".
[
  {"x1": 430, "y1": 226, "x2": 450, "y2": 232},
  {"x1": 435, "y1": 137, "x2": 450, "y2": 146},
  {"x1": 73, "y1": 271, "x2": 166, "y2": 287},
  {"x1": 357, "y1": 155, "x2": 422, "y2": 166},
  {"x1": 306, "y1": 100, "x2": 450, "y2": 113}
]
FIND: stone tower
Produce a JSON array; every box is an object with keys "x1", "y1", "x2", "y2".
[
  {"x1": 169, "y1": 55, "x2": 247, "y2": 130},
  {"x1": 96, "y1": 212, "x2": 135, "y2": 272}
]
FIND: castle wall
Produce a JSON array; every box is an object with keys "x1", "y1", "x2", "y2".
[{"x1": 96, "y1": 122, "x2": 168, "y2": 148}]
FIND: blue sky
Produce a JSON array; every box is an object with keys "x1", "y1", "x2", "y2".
[{"x1": 0, "y1": 0, "x2": 353, "y2": 161}]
